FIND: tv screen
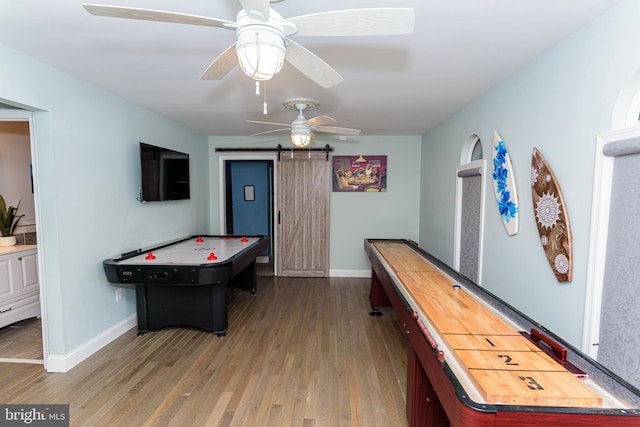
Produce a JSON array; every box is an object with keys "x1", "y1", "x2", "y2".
[{"x1": 140, "y1": 142, "x2": 190, "y2": 202}]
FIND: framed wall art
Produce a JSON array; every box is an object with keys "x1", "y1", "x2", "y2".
[{"x1": 332, "y1": 155, "x2": 387, "y2": 192}]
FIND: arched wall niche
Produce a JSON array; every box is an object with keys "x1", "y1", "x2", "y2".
[{"x1": 611, "y1": 67, "x2": 640, "y2": 129}]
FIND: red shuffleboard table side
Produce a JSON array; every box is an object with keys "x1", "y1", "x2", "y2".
[{"x1": 364, "y1": 238, "x2": 640, "y2": 427}]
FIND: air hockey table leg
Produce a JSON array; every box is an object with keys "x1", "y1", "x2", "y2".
[
  {"x1": 135, "y1": 285, "x2": 149, "y2": 335},
  {"x1": 229, "y1": 260, "x2": 258, "y2": 295},
  {"x1": 134, "y1": 283, "x2": 229, "y2": 336}
]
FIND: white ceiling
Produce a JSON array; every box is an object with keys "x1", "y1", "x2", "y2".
[{"x1": 0, "y1": 0, "x2": 620, "y2": 139}]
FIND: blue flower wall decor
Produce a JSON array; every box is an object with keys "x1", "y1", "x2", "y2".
[{"x1": 491, "y1": 132, "x2": 519, "y2": 235}]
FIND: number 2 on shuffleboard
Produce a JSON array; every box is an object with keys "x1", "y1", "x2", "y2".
[{"x1": 498, "y1": 354, "x2": 519, "y2": 366}]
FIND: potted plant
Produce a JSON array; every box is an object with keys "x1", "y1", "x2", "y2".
[{"x1": 0, "y1": 195, "x2": 24, "y2": 247}]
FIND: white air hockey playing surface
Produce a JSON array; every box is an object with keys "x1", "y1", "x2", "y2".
[{"x1": 117, "y1": 236, "x2": 261, "y2": 265}]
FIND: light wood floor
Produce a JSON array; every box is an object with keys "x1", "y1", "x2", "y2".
[
  {"x1": 0, "y1": 317, "x2": 43, "y2": 363},
  {"x1": 0, "y1": 276, "x2": 408, "y2": 427}
]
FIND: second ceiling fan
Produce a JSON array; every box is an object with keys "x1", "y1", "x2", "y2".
[
  {"x1": 247, "y1": 98, "x2": 361, "y2": 147},
  {"x1": 82, "y1": 0, "x2": 415, "y2": 88}
]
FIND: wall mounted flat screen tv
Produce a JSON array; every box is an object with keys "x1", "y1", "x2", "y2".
[{"x1": 140, "y1": 142, "x2": 190, "y2": 202}]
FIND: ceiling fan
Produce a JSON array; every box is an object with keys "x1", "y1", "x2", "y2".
[
  {"x1": 82, "y1": 1, "x2": 415, "y2": 88},
  {"x1": 247, "y1": 98, "x2": 361, "y2": 147}
]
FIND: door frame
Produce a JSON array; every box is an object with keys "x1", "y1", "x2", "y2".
[
  {"x1": 0, "y1": 108, "x2": 49, "y2": 368},
  {"x1": 218, "y1": 154, "x2": 279, "y2": 275},
  {"x1": 452, "y1": 159, "x2": 486, "y2": 284}
]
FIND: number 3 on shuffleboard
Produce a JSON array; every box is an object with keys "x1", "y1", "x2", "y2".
[{"x1": 518, "y1": 376, "x2": 544, "y2": 390}]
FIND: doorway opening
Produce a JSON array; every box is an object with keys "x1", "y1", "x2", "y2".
[
  {"x1": 218, "y1": 150, "x2": 332, "y2": 278},
  {"x1": 0, "y1": 108, "x2": 46, "y2": 367},
  {"x1": 221, "y1": 157, "x2": 276, "y2": 277}
]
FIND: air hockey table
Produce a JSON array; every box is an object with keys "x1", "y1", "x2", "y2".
[
  {"x1": 103, "y1": 235, "x2": 268, "y2": 336},
  {"x1": 365, "y1": 238, "x2": 640, "y2": 426}
]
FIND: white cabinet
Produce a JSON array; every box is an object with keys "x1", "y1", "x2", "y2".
[{"x1": 0, "y1": 247, "x2": 40, "y2": 329}]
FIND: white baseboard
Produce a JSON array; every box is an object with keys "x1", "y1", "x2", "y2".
[
  {"x1": 329, "y1": 269, "x2": 371, "y2": 278},
  {"x1": 46, "y1": 314, "x2": 137, "y2": 373}
]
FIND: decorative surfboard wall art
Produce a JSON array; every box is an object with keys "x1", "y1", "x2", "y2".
[
  {"x1": 530, "y1": 147, "x2": 572, "y2": 282},
  {"x1": 491, "y1": 131, "x2": 519, "y2": 235}
]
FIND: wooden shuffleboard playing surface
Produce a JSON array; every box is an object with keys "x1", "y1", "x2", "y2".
[{"x1": 372, "y1": 241, "x2": 602, "y2": 408}]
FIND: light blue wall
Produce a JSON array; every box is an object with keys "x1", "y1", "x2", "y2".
[
  {"x1": 0, "y1": 43, "x2": 209, "y2": 357},
  {"x1": 419, "y1": 0, "x2": 640, "y2": 347},
  {"x1": 330, "y1": 136, "x2": 421, "y2": 272},
  {"x1": 209, "y1": 135, "x2": 422, "y2": 273}
]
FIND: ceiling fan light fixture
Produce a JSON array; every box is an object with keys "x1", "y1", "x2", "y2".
[
  {"x1": 236, "y1": 26, "x2": 286, "y2": 81},
  {"x1": 291, "y1": 129, "x2": 312, "y2": 148}
]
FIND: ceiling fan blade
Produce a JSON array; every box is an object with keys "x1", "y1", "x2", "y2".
[
  {"x1": 306, "y1": 115, "x2": 335, "y2": 127},
  {"x1": 285, "y1": 8, "x2": 414, "y2": 37},
  {"x1": 246, "y1": 120, "x2": 291, "y2": 127},
  {"x1": 315, "y1": 126, "x2": 361, "y2": 136},
  {"x1": 250, "y1": 128, "x2": 290, "y2": 137},
  {"x1": 201, "y1": 44, "x2": 237, "y2": 80},
  {"x1": 237, "y1": 0, "x2": 271, "y2": 21},
  {"x1": 82, "y1": 4, "x2": 237, "y2": 29},
  {"x1": 284, "y1": 40, "x2": 343, "y2": 88}
]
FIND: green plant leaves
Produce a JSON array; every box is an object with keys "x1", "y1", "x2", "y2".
[{"x1": 0, "y1": 195, "x2": 24, "y2": 237}]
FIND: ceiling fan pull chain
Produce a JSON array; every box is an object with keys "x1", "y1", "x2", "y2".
[
  {"x1": 255, "y1": 81, "x2": 260, "y2": 95},
  {"x1": 263, "y1": 81, "x2": 268, "y2": 115}
]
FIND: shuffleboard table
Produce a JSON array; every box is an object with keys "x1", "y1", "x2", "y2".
[
  {"x1": 103, "y1": 235, "x2": 267, "y2": 336},
  {"x1": 365, "y1": 238, "x2": 640, "y2": 427}
]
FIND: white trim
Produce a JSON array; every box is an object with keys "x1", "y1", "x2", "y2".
[
  {"x1": 453, "y1": 160, "x2": 486, "y2": 285},
  {"x1": 453, "y1": 172, "x2": 462, "y2": 271},
  {"x1": 0, "y1": 110, "x2": 34, "y2": 119},
  {"x1": 329, "y1": 269, "x2": 371, "y2": 278},
  {"x1": 626, "y1": 87, "x2": 640, "y2": 127},
  {"x1": 218, "y1": 154, "x2": 279, "y2": 274},
  {"x1": 477, "y1": 160, "x2": 487, "y2": 285},
  {"x1": 46, "y1": 314, "x2": 137, "y2": 373},
  {"x1": 583, "y1": 125, "x2": 640, "y2": 357}
]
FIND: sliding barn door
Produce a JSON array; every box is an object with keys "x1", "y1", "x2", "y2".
[{"x1": 277, "y1": 151, "x2": 330, "y2": 277}]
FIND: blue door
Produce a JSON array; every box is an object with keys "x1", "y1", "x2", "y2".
[{"x1": 227, "y1": 160, "x2": 272, "y2": 257}]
